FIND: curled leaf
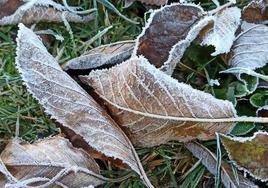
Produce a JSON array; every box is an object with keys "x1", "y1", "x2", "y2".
[
  {"x1": 0, "y1": 0, "x2": 95, "y2": 25},
  {"x1": 15, "y1": 24, "x2": 153, "y2": 188},
  {"x1": 185, "y1": 142, "x2": 257, "y2": 188},
  {"x1": 133, "y1": 3, "x2": 203, "y2": 67},
  {"x1": 221, "y1": 131, "x2": 268, "y2": 181},
  {"x1": 0, "y1": 137, "x2": 104, "y2": 188},
  {"x1": 81, "y1": 56, "x2": 237, "y2": 147},
  {"x1": 227, "y1": 21, "x2": 268, "y2": 70},
  {"x1": 201, "y1": 7, "x2": 241, "y2": 56},
  {"x1": 62, "y1": 40, "x2": 135, "y2": 72}
]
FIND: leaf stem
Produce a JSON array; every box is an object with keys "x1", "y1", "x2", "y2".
[{"x1": 206, "y1": 1, "x2": 234, "y2": 16}]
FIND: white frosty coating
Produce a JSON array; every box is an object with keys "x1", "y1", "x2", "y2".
[
  {"x1": 229, "y1": 21, "x2": 268, "y2": 70},
  {"x1": 220, "y1": 131, "x2": 268, "y2": 182},
  {"x1": 15, "y1": 24, "x2": 153, "y2": 188},
  {"x1": 132, "y1": 2, "x2": 205, "y2": 57},
  {"x1": 0, "y1": 0, "x2": 94, "y2": 25},
  {"x1": 63, "y1": 40, "x2": 134, "y2": 71},
  {"x1": 84, "y1": 55, "x2": 239, "y2": 147},
  {"x1": 0, "y1": 137, "x2": 105, "y2": 187},
  {"x1": 160, "y1": 16, "x2": 214, "y2": 75},
  {"x1": 209, "y1": 79, "x2": 220, "y2": 86},
  {"x1": 201, "y1": 7, "x2": 241, "y2": 56},
  {"x1": 256, "y1": 105, "x2": 268, "y2": 116}
]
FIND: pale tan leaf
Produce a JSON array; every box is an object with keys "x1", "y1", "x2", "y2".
[
  {"x1": 15, "y1": 24, "x2": 153, "y2": 188},
  {"x1": 62, "y1": 40, "x2": 135, "y2": 71},
  {"x1": 221, "y1": 131, "x2": 268, "y2": 181},
  {"x1": 0, "y1": 0, "x2": 95, "y2": 25},
  {"x1": 228, "y1": 21, "x2": 268, "y2": 70},
  {"x1": 125, "y1": 0, "x2": 167, "y2": 7},
  {"x1": 185, "y1": 142, "x2": 257, "y2": 188},
  {"x1": 133, "y1": 3, "x2": 204, "y2": 67},
  {"x1": 81, "y1": 56, "x2": 237, "y2": 147},
  {"x1": 201, "y1": 7, "x2": 241, "y2": 56},
  {"x1": 0, "y1": 137, "x2": 104, "y2": 188}
]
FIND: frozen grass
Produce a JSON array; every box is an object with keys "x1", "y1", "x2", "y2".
[{"x1": 2, "y1": 0, "x2": 267, "y2": 187}]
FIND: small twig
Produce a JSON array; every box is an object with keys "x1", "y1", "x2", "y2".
[{"x1": 206, "y1": 1, "x2": 234, "y2": 16}]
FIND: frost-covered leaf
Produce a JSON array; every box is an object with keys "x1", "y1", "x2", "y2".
[
  {"x1": 257, "y1": 105, "x2": 268, "y2": 117},
  {"x1": 228, "y1": 22, "x2": 268, "y2": 70},
  {"x1": 221, "y1": 131, "x2": 268, "y2": 181},
  {"x1": 15, "y1": 24, "x2": 153, "y2": 188},
  {"x1": 81, "y1": 56, "x2": 237, "y2": 147},
  {"x1": 250, "y1": 90, "x2": 268, "y2": 108},
  {"x1": 0, "y1": 137, "x2": 105, "y2": 188},
  {"x1": 242, "y1": 0, "x2": 268, "y2": 23},
  {"x1": 160, "y1": 16, "x2": 214, "y2": 75},
  {"x1": 185, "y1": 142, "x2": 257, "y2": 188},
  {"x1": 62, "y1": 40, "x2": 134, "y2": 72},
  {"x1": 133, "y1": 3, "x2": 203, "y2": 67},
  {"x1": 201, "y1": 7, "x2": 241, "y2": 56},
  {"x1": 0, "y1": 0, "x2": 95, "y2": 25},
  {"x1": 125, "y1": 0, "x2": 167, "y2": 7}
]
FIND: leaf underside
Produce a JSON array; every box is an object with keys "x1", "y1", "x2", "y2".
[
  {"x1": 201, "y1": 7, "x2": 241, "y2": 56},
  {"x1": 15, "y1": 24, "x2": 152, "y2": 188},
  {"x1": 62, "y1": 40, "x2": 135, "y2": 71},
  {"x1": 228, "y1": 21, "x2": 268, "y2": 70},
  {"x1": 81, "y1": 56, "x2": 237, "y2": 147}
]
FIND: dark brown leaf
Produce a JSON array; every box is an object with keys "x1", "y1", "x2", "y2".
[
  {"x1": 133, "y1": 3, "x2": 203, "y2": 67},
  {"x1": 242, "y1": 0, "x2": 268, "y2": 23}
]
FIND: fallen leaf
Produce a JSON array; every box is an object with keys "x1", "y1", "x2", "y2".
[
  {"x1": 15, "y1": 24, "x2": 153, "y2": 188},
  {"x1": 220, "y1": 131, "x2": 268, "y2": 181},
  {"x1": 0, "y1": 0, "x2": 95, "y2": 25},
  {"x1": 201, "y1": 7, "x2": 241, "y2": 56},
  {"x1": 0, "y1": 137, "x2": 105, "y2": 188},
  {"x1": 242, "y1": 0, "x2": 268, "y2": 23},
  {"x1": 125, "y1": 0, "x2": 167, "y2": 7},
  {"x1": 185, "y1": 142, "x2": 257, "y2": 188},
  {"x1": 257, "y1": 105, "x2": 268, "y2": 117},
  {"x1": 133, "y1": 3, "x2": 204, "y2": 67},
  {"x1": 160, "y1": 16, "x2": 214, "y2": 75},
  {"x1": 62, "y1": 40, "x2": 135, "y2": 72},
  {"x1": 81, "y1": 56, "x2": 237, "y2": 147},
  {"x1": 227, "y1": 21, "x2": 268, "y2": 70}
]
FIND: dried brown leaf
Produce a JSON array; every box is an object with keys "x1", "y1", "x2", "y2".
[
  {"x1": 185, "y1": 142, "x2": 257, "y2": 188},
  {"x1": 227, "y1": 21, "x2": 268, "y2": 70},
  {"x1": 221, "y1": 131, "x2": 268, "y2": 182},
  {"x1": 62, "y1": 40, "x2": 135, "y2": 71},
  {"x1": 0, "y1": 0, "x2": 95, "y2": 25},
  {"x1": 133, "y1": 3, "x2": 203, "y2": 67},
  {"x1": 0, "y1": 137, "x2": 105, "y2": 188},
  {"x1": 242, "y1": 0, "x2": 268, "y2": 23},
  {"x1": 15, "y1": 24, "x2": 153, "y2": 188},
  {"x1": 125, "y1": 0, "x2": 167, "y2": 7},
  {"x1": 81, "y1": 56, "x2": 237, "y2": 147}
]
